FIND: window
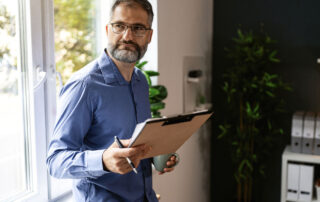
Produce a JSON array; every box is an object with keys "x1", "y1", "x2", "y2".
[
  {"x1": 0, "y1": 0, "x2": 33, "y2": 201},
  {"x1": 54, "y1": 0, "x2": 100, "y2": 84}
]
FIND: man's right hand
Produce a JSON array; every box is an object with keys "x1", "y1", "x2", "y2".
[{"x1": 102, "y1": 139, "x2": 151, "y2": 174}]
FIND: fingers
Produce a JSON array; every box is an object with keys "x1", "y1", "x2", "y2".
[
  {"x1": 103, "y1": 154, "x2": 135, "y2": 175},
  {"x1": 158, "y1": 168, "x2": 174, "y2": 175},
  {"x1": 163, "y1": 167, "x2": 174, "y2": 173},
  {"x1": 157, "y1": 155, "x2": 178, "y2": 175},
  {"x1": 102, "y1": 139, "x2": 152, "y2": 175},
  {"x1": 170, "y1": 156, "x2": 176, "y2": 161},
  {"x1": 117, "y1": 164, "x2": 133, "y2": 175},
  {"x1": 166, "y1": 155, "x2": 178, "y2": 167},
  {"x1": 157, "y1": 166, "x2": 174, "y2": 175},
  {"x1": 113, "y1": 143, "x2": 151, "y2": 158},
  {"x1": 166, "y1": 159, "x2": 176, "y2": 167}
]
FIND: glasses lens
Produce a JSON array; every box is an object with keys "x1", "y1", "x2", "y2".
[
  {"x1": 112, "y1": 23, "x2": 125, "y2": 34},
  {"x1": 111, "y1": 23, "x2": 148, "y2": 37},
  {"x1": 132, "y1": 26, "x2": 147, "y2": 36}
]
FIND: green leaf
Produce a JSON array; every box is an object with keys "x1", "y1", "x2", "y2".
[
  {"x1": 253, "y1": 103, "x2": 259, "y2": 113},
  {"x1": 136, "y1": 61, "x2": 148, "y2": 69},
  {"x1": 265, "y1": 35, "x2": 272, "y2": 44},
  {"x1": 152, "y1": 111, "x2": 161, "y2": 118},
  {"x1": 268, "y1": 74, "x2": 278, "y2": 79},
  {"x1": 218, "y1": 124, "x2": 230, "y2": 139},
  {"x1": 246, "y1": 160, "x2": 253, "y2": 171},
  {"x1": 232, "y1": 141, "x2": 238, "y2": 146},
  {"x1": 222, "y1": 82, "x2": 229, "y2": 92},
  {"x1": 144, "y1": 70, "x2": 159, "y2": 77},
  {"x1": 217, "y1": 133, "x2": 225, "y2": 139},
  {"x1": 251, "y1": 83, "x2": 257, "y2": 88},
  {"x1": 149, "y1": 88, "x2": 160, "y2": 97},
  {"x1": 238, "y1": 159, "x2": 246, "y2": 173},
  {"x1": 150, "y1": 102, "x2": 165, "y2": 112},
  {"x1": 266, "y1": 82, "x2": 276, "y2": 88},
  {"x1": 142, "y1": 71, "x2": 151, "y2": 86},
  {"x1": 266, "y1": 91, "x2": 275, "y2": 97},
  {"x1": 252, "y1": 154, "x2": 257, "y2": 161},
  {"x1": 246, "y1": 102, "x2": 252, "y2": 114},
  {"x1": 255, "y1": 46, "x2": 264, "y2": 57},
  {"x1": 279, "y1": 128, "x2": 284, "y2": 134},
  {"x1": 269, "y1": 50, "x2": 280, "y2": 63},
  {"x1": 152, "y1": 85, "x2": 168, "y2": 100},
  {"x1": 267, "y1": 120, "x2": 272, "y2": 130}
]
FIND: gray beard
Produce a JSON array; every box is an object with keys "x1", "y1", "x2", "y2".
[{"x1": 107, "y1": 41, "x2": 148, "y2": 63}]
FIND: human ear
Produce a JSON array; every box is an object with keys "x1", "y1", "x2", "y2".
[
  {"x1": 147, "y1": 29, "x2": 153, "y2": 44},
  {"x1": 105, "y1": 24, "x2": 109, "y2": 36}
]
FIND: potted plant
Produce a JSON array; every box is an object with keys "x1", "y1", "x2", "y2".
[
  {"x1": 136, "y1": 61, "x2": 168, "y2": 118},
  {"x1": 218, "y1": 27, "x2": 292, "y2": 202}
]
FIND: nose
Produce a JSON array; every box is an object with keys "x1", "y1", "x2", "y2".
[{"x1": 122, "y1": 27, "x2": 134, "y2": 41}]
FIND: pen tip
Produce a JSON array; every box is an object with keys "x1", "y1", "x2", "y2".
[{"x1": 133, "y1": 168, "x2": 138, "y2": 174}]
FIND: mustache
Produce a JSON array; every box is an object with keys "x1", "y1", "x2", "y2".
[{"x1": 116, "y1": 40, "x2": 140, "y2": 51}]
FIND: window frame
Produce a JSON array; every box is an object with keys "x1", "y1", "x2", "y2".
[{"x1": 21, "y1": 0, "x2": 49, "y2": 201}]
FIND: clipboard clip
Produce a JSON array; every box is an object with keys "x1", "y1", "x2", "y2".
[{"x1": 162, "y1": 115, "x2": 194, "y2": 126}]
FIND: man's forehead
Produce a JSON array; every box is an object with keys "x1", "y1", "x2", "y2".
[{"x1": 111, "y1": 3, "x2": 149, "y2": 25}]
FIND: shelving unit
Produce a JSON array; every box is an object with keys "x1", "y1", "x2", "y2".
[{"x1": 281, "y1": 145, "x2": 320, "y2": 202}]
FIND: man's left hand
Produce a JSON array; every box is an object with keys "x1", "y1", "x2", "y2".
[{"x1": 158, "y1": 155, "x2": 178, "y2": 175}]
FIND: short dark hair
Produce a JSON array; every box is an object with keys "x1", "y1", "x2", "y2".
[{"x1": 110, "y1": 0, "x2": 154, "y2": 27}]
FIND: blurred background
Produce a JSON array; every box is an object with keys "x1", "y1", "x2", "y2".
[{"x1": 0, "y1": 0, "x2": 319, "y2": 201}]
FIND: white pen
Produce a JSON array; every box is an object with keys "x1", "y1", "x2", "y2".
[{"x1": 114, "y1": 136, "x2": 138, "y2": 174}]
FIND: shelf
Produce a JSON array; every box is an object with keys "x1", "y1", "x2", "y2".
[
  {"x1": 281, "y1": 146, "x2": 320, "y2": 202},
  {"x1": 283, "y1": 146, "x2": 320, "y2": 164}
]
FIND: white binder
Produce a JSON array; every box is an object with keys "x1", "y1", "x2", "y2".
[
  {"x1": 302, "y1": 112, "x2": 316, "y2": 154},
  {"x1": 291, "y1": 111, "x2": 304, "y2": 153},
  {"x1": 314, "y1": 112, "x2": 320, "y2": 155},
  {"x1": 298, "y1": 165, "x2": 314, "y2": 201},
  {"x1": 287, "y1": 163, "x2": 300, "y2": 201}
]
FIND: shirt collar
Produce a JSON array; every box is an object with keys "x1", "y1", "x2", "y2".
[{"x1": 98, "y1": 50, "x2": 141, "y2": 85}]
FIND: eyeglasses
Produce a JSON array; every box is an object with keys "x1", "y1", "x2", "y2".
[{"x1": 109, "y1": 23, "x2": 151, "y2": 37}]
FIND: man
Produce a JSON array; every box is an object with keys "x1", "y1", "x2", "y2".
[{"x1": 46, "y1": 0, "x2": 177, "y2": 201}]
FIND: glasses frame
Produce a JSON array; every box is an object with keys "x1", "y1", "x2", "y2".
[{"x1": 109, "y1": 22, "x2": 152, "y2": 37}]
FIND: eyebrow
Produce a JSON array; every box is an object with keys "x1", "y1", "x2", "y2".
[{"x1": 111, "y1": 21, "x2": 148, "y2": 28}]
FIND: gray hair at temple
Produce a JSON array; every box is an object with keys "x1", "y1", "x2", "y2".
[{"x1": 110, "y1": 0, "x2": 154, "y2": 27}]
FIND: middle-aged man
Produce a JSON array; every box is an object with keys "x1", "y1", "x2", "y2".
[{"x1": 46, "y1": 0, "x2": 177, "y2": 201}]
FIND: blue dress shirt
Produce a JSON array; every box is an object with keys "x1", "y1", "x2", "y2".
[{"x1": 46, "y1": 51, "x2": 158, "y2": 202}]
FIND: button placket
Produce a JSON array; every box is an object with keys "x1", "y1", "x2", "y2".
[{"x1": 130, "y1": 81, "x2": 138, "y2": 123}]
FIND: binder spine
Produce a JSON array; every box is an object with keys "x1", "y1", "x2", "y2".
[
  {"x1": 291, "y1": 111, "x2": 304, "y2": 153},
  {"x1": 302, "y1": 112, "x2": 315, "y2": 154},
  {"x1": 313, "y1": 112, "x2": 320, "y2": 155}
]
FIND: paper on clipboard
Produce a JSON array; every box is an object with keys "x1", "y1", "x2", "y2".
[{"x1": 128, "y1": 110, "x2": 213, "y2": 159}]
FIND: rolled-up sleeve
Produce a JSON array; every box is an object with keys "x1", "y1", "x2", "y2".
[{"x1": 46, "y1": 79, "x2": 108, "y2": 179}]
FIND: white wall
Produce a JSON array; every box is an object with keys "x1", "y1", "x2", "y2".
[
  {"x1": 153, "y1": 0, "x2": 213, "y2": 201},
  {"x1": 158, "y1": 0, "x2": 213, "y2": 115}
]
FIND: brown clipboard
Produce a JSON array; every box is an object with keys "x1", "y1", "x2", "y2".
[{"x1": 128, "y1": 110, "x2": 213, "y2": 159}]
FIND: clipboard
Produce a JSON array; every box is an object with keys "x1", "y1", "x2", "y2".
[{"x1": 128, "y1": 110, "x2": 213, "y2": 159}]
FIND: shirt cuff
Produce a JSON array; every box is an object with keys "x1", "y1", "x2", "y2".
[{"x1": 86, "y1": 149, "x2": 110, "y2": 177}]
